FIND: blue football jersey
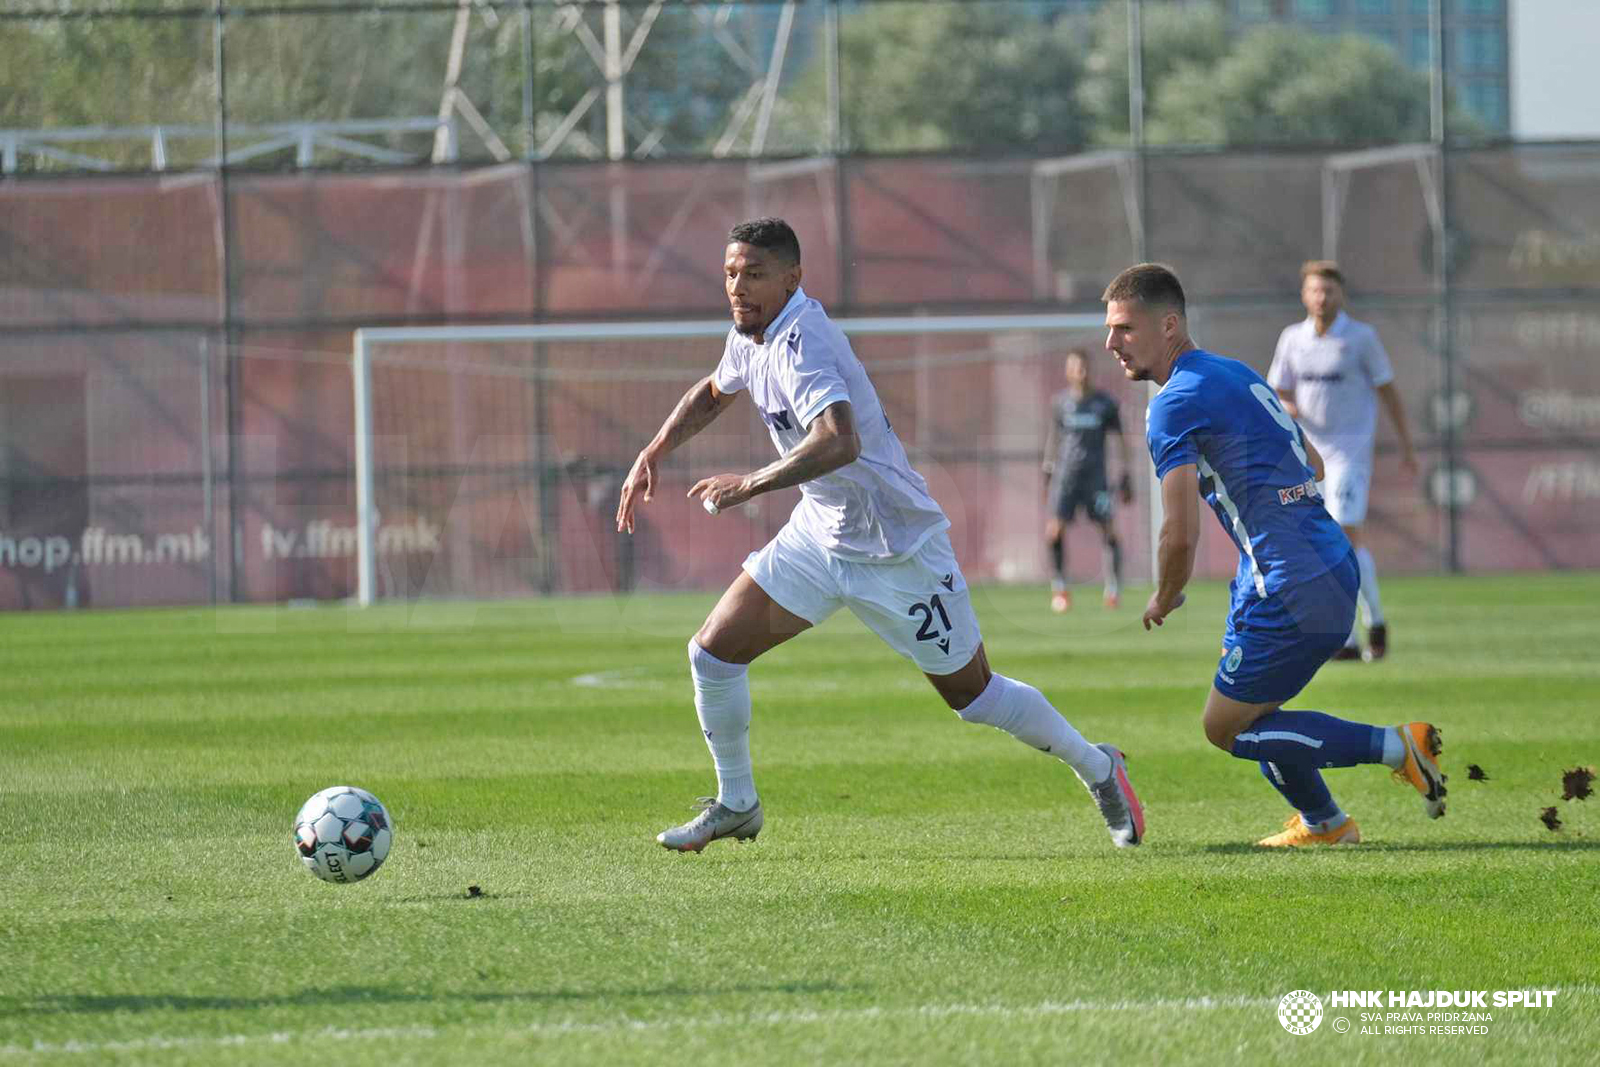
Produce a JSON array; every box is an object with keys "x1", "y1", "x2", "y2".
[{"x1": 1146, "y1": 349, "x2": 1352, "y2": 603}]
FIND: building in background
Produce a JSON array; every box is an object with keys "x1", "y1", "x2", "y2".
[{"x1": 1509, "y1": 0, "x2": 1600, "y2": 139}]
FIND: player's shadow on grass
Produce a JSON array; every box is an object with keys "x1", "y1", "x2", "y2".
[
  {"x1": 0, "y1": 981, "x2": 854, "y2": 1019},
  {"x1": 1200, "y1": 839, "x2": 1600, "y2": 855}
]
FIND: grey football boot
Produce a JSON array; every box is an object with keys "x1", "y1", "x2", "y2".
[
  {"x1": 1086, "y1": 744, "x2": 1145, "y2": 848},
  {"x1": 656, "y1": 796, "x2": 764, "y2": 852}
]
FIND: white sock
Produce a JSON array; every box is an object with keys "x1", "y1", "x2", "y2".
[
  {"x1": 954, "y1": 673, "x2": 1111, "y2": 785},
  {"x1": 1356, "y1": 546, "x2": 1385, "y2": 627},
  {"x1": 1380, "y1": 726, "x2": 1404, "y2": 769},
  {"x1": 688, "y1": 640, "x2": 757, "y2": 812},
  {"x1": 1306, "y1": 810, "x2": 1349, "y2": 834}
]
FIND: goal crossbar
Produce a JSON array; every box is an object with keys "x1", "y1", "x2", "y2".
[{"x1": 355, "y1": 313, "x2": 1105, "y2": 348}]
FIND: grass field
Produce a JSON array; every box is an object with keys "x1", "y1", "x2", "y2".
[{"x1": 4, "y1": 573, "x2": 1599, "y2": 1065}]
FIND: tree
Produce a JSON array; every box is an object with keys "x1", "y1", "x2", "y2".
[
  {"x1": 1, "y1": 1, "x2": 1486, "y2": 169},
  {"x1": 778, "y1": 3, "x2": 1090, "y2": 154},
  {"x1": 0, "y1": 16, "x2": 217, "y2": 169},
  {"x1": 1146, "y1": 26, "x2": 1437, "y2": 146},
  {"x1": 1077, "y1": 0, "x2": 1230, "y2": 147},
  {"x1": 0, "y1": 12, "x2": 481, "y2": 170},
  {"x1": 0, "y1": 5, "x2": 734, "y2": 169}
]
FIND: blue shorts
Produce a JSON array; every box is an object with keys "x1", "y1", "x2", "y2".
[{"x1": 1214, "y1": 552, "x2": 1360, "y2": 705}]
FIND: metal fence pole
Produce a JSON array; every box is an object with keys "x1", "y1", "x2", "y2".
[
  {"x1": 201, "y1": 334, "x2": 216, "y2": 604},
  {"x1": 521, "y1": 0, "x2": 535, "y2": 158},
  {"x1": 826, "y1": 0, "x2": 848, "y2": 308},
  {"x1": 1127, "y1": 0, "x2": 1144, "y2": 159},
  {"x1": 825, "y1": 0, "x2": 842, "y2": 155},
  {"x1": 213, "y1": 1, "x2": 244, "y2": 602},
  {"x1": 1431, "y1": 0, "x2": 1461, "y2": 573},
  {"x1": 1127, "y1": 0, "x2": 1163, "y2": 588}
]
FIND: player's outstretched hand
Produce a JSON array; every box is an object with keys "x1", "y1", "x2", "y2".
[
  {"x1": 688, "y1": 474, "x2": 750, "y2": 516},
  {"x1": 1142, "y1": 591, "x2": 1186, "y2": 631},
  {"x1": 616, "y1": 447, "x2": 659, "y2": 534}
]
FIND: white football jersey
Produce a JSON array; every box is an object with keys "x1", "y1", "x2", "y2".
[
  {"x1": 713, "y1": 287, "x2": 949, "y2": 562},
  {"x1": 1267, "y1": 310, "x2": 1394, "y2": 468}
]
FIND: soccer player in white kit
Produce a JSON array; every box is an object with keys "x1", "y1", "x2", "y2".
[
  {"x1": 615, "y1": 218, "x2": 1144, "y2": 852},
  {"x1": 1268, "y1": 261, "x2": 1418, "y2": 661}
]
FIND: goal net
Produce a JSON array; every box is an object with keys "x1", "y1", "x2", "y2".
[{"x1": 351, "y1": 314, "x2": 1153, "y2": 605}]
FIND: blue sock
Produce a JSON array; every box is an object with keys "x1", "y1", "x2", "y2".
[
  {"x1": 1231, "y1": 710, "x2": 1386, "y2": 769},
  {"x1": 1260, "y1": 760, "x2": 1342, "y2": 826}
]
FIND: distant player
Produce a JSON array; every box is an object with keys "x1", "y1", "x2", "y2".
[
  {"x1": 1102, "y1": 263, "x2": 1444, "y2": 847},
  {"x1": 1042, "y1": 348, "x2": 1133, "y2": 611},
  {"x1": 1268, "y1": 261, "x2": 1418, "y2": 661},
  {"x1": 616, "y1": 218, "x2": 1144, "y2": 853}
]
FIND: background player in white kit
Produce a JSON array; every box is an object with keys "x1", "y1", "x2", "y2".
[
  {"x1": 1268, "y1": 261, "x2": 1418, "y2": 661},
  {"x1": 615, "y1": 218, "x2": 1143, "y2": 852}
]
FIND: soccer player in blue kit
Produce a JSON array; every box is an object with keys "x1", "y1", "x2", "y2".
[{"x1": 1101, "y1": 264, "x2": 1446, "y2": 846}]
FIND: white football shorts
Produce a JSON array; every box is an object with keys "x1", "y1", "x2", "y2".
[
  {"x1": 1319, "y1": 459, "x2": 1371, "y2": 526},
  {"x1": 742, "y1": 522, "x2": 982, "y2": 675}
]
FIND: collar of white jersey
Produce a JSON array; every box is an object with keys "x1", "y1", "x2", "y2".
[
  {"x1": 756, "y1": 286, "x2": 809, "y2": 344},
  {"x1": 1304, "y1": 309, "x2": 1351, "y2": 336}
]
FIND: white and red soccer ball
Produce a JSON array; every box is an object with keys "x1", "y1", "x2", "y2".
[{"x1": 294, "y1": 786, "x2": 393, "y2": 883}]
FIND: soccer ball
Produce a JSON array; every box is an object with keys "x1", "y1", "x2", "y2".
[{"x1": 293, "y1": 786, "x2": 393, "y2": 884}]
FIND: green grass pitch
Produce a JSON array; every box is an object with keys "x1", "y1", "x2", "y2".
[{"x1": 4, "y1": 574, "x2": 1599, "y2": 1064}]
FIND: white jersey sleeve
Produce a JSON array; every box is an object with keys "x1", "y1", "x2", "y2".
[
  {"x1": 712, "y1": 329, "x2": 746, "y2": 394},
  {"x1": 1267, "y1": 325, "x2": 1299, "y2": 392},
  {"x1": 774, "y1": 326, "x2": 852, "y2": 428},
  {"x1": 1357, "y1": 322, "x2": 1395, "y2": 389}
]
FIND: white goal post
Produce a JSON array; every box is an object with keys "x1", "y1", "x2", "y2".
[{"x1": 351, "y1": 312, "x2": 1154, "y2": 606}]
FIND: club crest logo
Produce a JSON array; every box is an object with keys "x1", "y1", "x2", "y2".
[
  {"x1": 1277, "y1": 990, "x2": 1324, "y2": 1035},
  {"x1": 1225, "y1": 646, "x2": 1243, "y2": 673}
]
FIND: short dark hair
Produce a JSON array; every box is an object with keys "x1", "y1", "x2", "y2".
[
  {"x1": 729, "y1": 217, "x2": 801, "y2": 265},
  {"x1": 1300, "y1": 259, "x2": 1345, "y2": 286},
  {"x1": 1102, "y1": 263, "x2": 1186, "y2": 317}
]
